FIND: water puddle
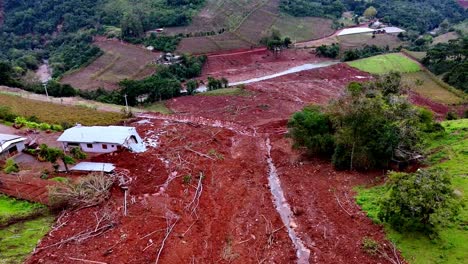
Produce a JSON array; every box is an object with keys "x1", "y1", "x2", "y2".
[
  {"x1": 197, "y1": 61, "x2": 338, "y2": 92},
  {"x1": 265, "y1": 138, "x2": 310, "y2": 264}
]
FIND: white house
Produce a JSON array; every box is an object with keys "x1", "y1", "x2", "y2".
[
  {"x1": 381, "y1": 27, "x2": 406, "y2": 35},
  {"x1": 0, "y1": 133, "x2": 26, "y2": 159},
  {"x1": 57, "y1": 126, "x2": 146, "y2": 153}
]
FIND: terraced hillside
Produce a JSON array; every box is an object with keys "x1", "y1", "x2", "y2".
[
  {"x1": 60, "y1": 38, "x2": 159, "y2": 91},
  {"x1": 167, "y1": 0, "x2": 334, "y2": 54}
]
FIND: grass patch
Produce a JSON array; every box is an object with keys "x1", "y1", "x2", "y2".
[
  {"x1": 346, "y1": 53, "x2": 421, "y2": 74},
  {"x1": 404, "y1": 51, "x2": 427, "y2": 62},
  {"x1": 0, "y1": 93, "x2": 124, "y2": 126},
  {"x1": 0, "y1": 215, "x2": 54, "y2": 264},
  {"x1": 355, "y1": 119, "x2": 468, "y2": 264},
  {"x1": 402, "y1": 72, "x2": 465, "y2": 105},
  {"x1": 198, "y1": 88, "x2": 249, "y2": 96},
  {"x1": 271, "y1": 14, "x2": 334, "y2": 42},
  {"x1": 142, "y1": 102, "x2": 173, "y2": 114},
  {"x1": 0, "y1": 195, "x2": 47, "y2": 226}
]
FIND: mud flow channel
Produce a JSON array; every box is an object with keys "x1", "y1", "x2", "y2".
[
  {"x1": 197, "y1": 61, "x2": 338, "y2": 92},
  {"x1": 265, "y1": 138, "x2": 311, "y2": 264}
]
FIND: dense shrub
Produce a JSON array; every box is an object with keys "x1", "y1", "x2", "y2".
[
  {"x1": 287, "y1": 106, "x2": 334, "y2": 155},
  {"x1": 288, "y1": 72, "x2": 438, "y2": 170},
  {"x1": 342, "y1": 45, "x2": 389, "y2": 62},
  {"x1": 3, "y1": 158, "x2": 19, "y2": 174},
  {"x1": 144, "y1": 34, "x2": 181, "y2": 53},
  {"x1": 0, "y1": 106, "x2": 18, "y2": 122},
  {"x1": 70, "y1": 147, "x2": 88, "y2": 160},
  {"x1": 423, "y1": 37, "x2": 468, "y2": 92},
  {"x1": 379, "y1": 169, "x2": 461, "y2": 234},
  {"x1": 316, "y1": 44, "x2": 340, "y2": 59}
]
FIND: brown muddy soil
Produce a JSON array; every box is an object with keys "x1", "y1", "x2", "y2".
[
  {"x1": 27, "y1": 120, "x2": 296, "y2": 264},
  {"x1": 170, "y1": 63, "x2": 372, "y2": 127},
  {"x1": 24, "y1": 50, "x2": 421, "y2": 264},
  {"x1": 200, "y1": 49, "x2": 331, "y2": 83}
]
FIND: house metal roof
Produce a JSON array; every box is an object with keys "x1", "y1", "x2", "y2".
[
  {"x1": 70, "y1": 162, "x2": 115, "y2": 172},
  {"x1": 337, "y1": 27, "x2": 376, "y2": 36},
  {"x1": 381, "y1": 27, "x2": 406, "y2": 34},
  {"x1": 0, "y1": 133, "x2": 26, "y2": 153},
  {"x1": 57, "y1": 126, "x2": 140, "y2": 144}
]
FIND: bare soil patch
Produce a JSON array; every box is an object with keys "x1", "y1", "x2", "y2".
[
  {"x1": 171, "y1": 63, "x2": 372, "y2": 127},
  {"x1": 269, "y1": 135, "x2": 403, "y2": 263},
  {"x1": 60, "y1": 38, "x2": 160, "y2": 91},
  {"x1": 201, "y1": 49, "x2": 334, "y2": 83},
  {"x1": 27, "y1": 119, "x2": 296, "y2": 263}
]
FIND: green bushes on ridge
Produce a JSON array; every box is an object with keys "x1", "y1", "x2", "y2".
[{"x1": 288, "y1": 72, "x2": 441, "y2": 170}]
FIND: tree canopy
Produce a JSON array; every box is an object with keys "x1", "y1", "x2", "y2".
[
  {"x1": 422, "y1": 37, "x2": 468, "y2": 92},
  {"x1": 379, "y1": 168, "x2": 461, "y2": 235},
  {"x1": 288, "y1": 72, "x2": 441, "y2": 170}
]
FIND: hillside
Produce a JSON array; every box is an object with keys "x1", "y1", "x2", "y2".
[{"x1": 167, "y1": 0, "x2": 334, "y2": 54}]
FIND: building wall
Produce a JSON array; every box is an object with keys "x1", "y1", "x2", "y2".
[
  {"x1": 0, "y1": 141, "x2": 26, "y2": 160},
  {"x1": 79, "y1": 143, "x2": 118, "y2": 153},
  {"x1": 63, "y1": 142, "x2": 119, "y2": 153}
]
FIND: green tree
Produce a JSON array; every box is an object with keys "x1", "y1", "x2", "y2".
[
  {"x1": 38, "y1": 144, "x2": 75, "y2": 172},
  {"x1": 121, "y1": 12, "x2": 144, "y2": 39},
  {"x1": 379, "y1": 169, "x2": 461, "y2": 235},
  {"x1": 363, "y1": 6, "x2": 377, "y2": 19},
  {"x1": 288, "y1": 106, "x2": 335, "y2": 155}
]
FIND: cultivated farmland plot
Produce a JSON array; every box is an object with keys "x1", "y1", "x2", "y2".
[
  {"x1": 171, "y1": 0, "x2": 334, "y2": 54},
  {"x1": 60, "y1": 39, "x2": 160, "y2": 91}
]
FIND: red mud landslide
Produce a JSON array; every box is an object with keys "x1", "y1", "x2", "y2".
[
  {"x1": 170, "y1": 63, "x2": 372, "y2": 127},
  {"x1": 0, "y1": 174, "x2": 56, "y2": 204},
  {"x1": 201, "y1": 49, "x2": 333, "y2": 83},
  {"x1": 269, "y1": 135, "x2": 404, "y2": 263},
  {"x1": 27, "y1": 120, "x2": 295, "y2": 264}
]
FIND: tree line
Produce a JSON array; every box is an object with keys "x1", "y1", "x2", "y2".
[
  {"x1": 280, "y1": 0, "x2": 466, "y2": 34},
  {"x1": 422, "y1": 37, "x2": 467, "y2": 93},
  {"x1": 0, "y1": 0, "x2": 205, "y2": 79}
]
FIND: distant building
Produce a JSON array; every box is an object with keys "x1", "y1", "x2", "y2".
[
  {"x1": 0, "y1": 134, "x2": 26, "y2": 159},
  {"x1": 156, "y1": 53, "x2": 182, "y2": 65},
  {"x1": 381, "y1": 27, "x2": 406, "y2": 35},
  {"x1": 370, "y1": 20, "x2": 384, "y2": 29},
  {"x1": 337, "y1": 27, "x2": 376, "y2": 36},
  {"x1": 57, "y1": 126, "x2": 146, "y2": 153}
]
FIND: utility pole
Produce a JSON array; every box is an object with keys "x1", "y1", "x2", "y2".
[
  {"x1": 43, "y1": 82, "x2": 49, "y2": 100},
  {"x1": 124, "y1": 94, "x2": 129, "y2": 113}
]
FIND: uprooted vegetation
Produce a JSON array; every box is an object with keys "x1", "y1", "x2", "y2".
[{"x1": 48, "y1": 173, "x2": 114, "y2": 209}]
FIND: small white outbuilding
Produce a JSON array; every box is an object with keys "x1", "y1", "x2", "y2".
[
  {"x1": 0, "y1": 134, "x2": 26, "y2": 159},
  {"x1": 57, "y1": 125, "x2": 146, "y2": 153}
]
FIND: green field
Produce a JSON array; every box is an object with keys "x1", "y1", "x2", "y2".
[
  {"x1": 142, "y1": 102, "x2": 173, "y2": 114},
  {"x1": 346, "y1": 53, "x2": 421, "y2": 74},
  {"x1": 356, "y1": 119, "x2": 468, "y2": 264},
  {"x1": 0, "y1": 195, "x2": 47, "y2": 226},
  {"x1": 402, "y1": 72, "x2": 465, "y2": 105},
  {"x1": 0, "y1": 195, "x2": 53, "y2": 264},
  {"x1": 198, "y1": 87, "x2": 250, "y2": 96},
  {"x1": 0, "y1": 93, "x2": 124, "y2": 126},
  {"x1": 0, "y1": 216, "x2": 54, "y2": 264}
]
